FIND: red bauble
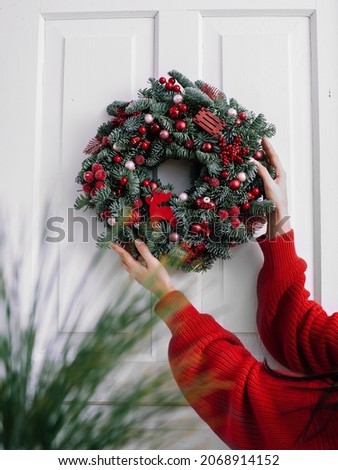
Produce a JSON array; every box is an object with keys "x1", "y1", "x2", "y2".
[
  {"x1": 138, "y1": 126, "x2": 147, "y2": 135},
  {"x1": 242, "y1": 202, "x2": 250, "y2": 211},
  {"x1": 201, "y1": 142, "x2": 213, "y2": 152},
  {"x1": 184, "y1": 139, "x2": 194, "y2": 149},
  {"x1": 142, "y1": 179, "x2": 150, "y2": 187},
  {"x1": 247, "y1": 192, "x2": 255, "y2": 201},
  {"x1": 95, "y1": 181, "x2": 105, "y2": 190},
  {"x1": 175, "y1": 120, "x2": 187, "y2": 131},
  {"x1": 101, "y1": 136, "x2": 110, "y2": 146},
  {"x1": 218, "y1": 209, "x2": 229, "y2": 220},
  {"x1": 190, "y1": 223, "x2": 203, "y2": 234},
  {"x1": 134, "y1": 155, "x2": 145, "y2": 165},
  {"x1": 178, "y1": 103, "x2": 188, "y2": 113},
  {"x1": 165, "y1": 82, "x2": 174, "y2": 90},
  {"x1": 83, "y1": 171, "x2": 95, "y2": 183},
  {"x1": 159, "y1": 129, "x2": 170, "y2": 140},
  {"x1": 209, "y1": 177, "x2": 220, "y2": 187},
  {"x1": 172, "y1": 84, "x2": 181, "y2": 93},
  {"x1": 221, "y1": 170, "x2": 229, "y2": 179},
  {"x1": 251, "y1": 187, "x2": 261, "y2": 197},
  {"x1": 150, "y1": 123, "x2": 160, "y2": 133},
  {"x1": 238, "y1": 112, "x2": 247, "y2": 120},
  {"x1": 92, "y1": 162, "x2": 103, "y2": 173},
  {"x1": 168, "y1": 106, "x2": 180, "y2": 119},
  {"x1": 141, "y1": 140, "x2": 151, "y2": 150},
  {"x1": 90, "y1": 188, "x2": 97, "y2": 198},
  {"x1": 120, "y1": 177, "x2": 128, "y2": 186},
  {"x1": 95, "y1": 170, "x2": 107, "y2": 180},
  {"x1": 254, "y1": 150, "x2": 264, "y2": 160},
  {"x1": 235, "y1": 119, "x2": 242, "y2": 126},
  {"x1": 149, "y1": 181, "x2": 158, "y2": 190},
  {"x1": 159, "y1": 76, "x2": 167, "y2": 84},
  {"x1": 133, "y1": 199, "x2": 143, "y2": 208},
  {"x1": 113, "y1": 155, "x2": 122, "y2": 163},
  {"x1": 228, "y1": 179, "x2": 241, "y2": 191},
  {"x1": 168, "y1": 77, "x2": 176, "y2": 84},
  {"x1": 230, "y1": 217, "x2": 241, "y2": 229},
  {"x1": 82, "y1": 183, "x2": 92, "y2": 193}
]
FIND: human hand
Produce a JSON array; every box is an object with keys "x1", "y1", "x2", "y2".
[
  {"x1": 111, "y1": 239, "x2": 176, "y2": 299},
  {"x1": 254, "y1": 137, "x2": 292, "y2": 238}
]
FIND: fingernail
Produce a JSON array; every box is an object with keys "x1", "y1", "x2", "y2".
[{"x1": 135, "y1": 239, "x2": 143, "y2": 244}]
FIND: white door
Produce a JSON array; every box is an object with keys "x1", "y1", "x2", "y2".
[{"x1": 1, "y1": 0, "x2": 338, "y2": 450}]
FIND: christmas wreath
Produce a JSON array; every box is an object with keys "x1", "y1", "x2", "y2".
[{"x1": 75, "y1": 70, "x2": 276, "y2": 272}]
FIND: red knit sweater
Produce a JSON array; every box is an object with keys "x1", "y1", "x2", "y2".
[{"x1": 154, "y1": 231, "x2": 338, "y2": 449}]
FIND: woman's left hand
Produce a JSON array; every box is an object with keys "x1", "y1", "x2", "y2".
[{"x1": 111, "y1": 239, "x2": 175, "y2": 299}]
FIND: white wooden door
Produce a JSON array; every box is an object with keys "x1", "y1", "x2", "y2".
[{"x1": 1, "y1": 0, "x2": 338, "y2": 450}]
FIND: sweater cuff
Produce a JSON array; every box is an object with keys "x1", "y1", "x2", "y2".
[
  {"x1": 257, "y1": 229, "x2": 307, "y2": 274},
  {"x1": 154, "y1": 290, "x2": 199, "y2": 334}
]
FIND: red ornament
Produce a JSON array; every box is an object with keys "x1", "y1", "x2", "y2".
[
  {"x1": 134, "y1": 155, "x2": 145, "y2": 166},
  {"x1": 92, "y1": 162, "x2": 103, "y2": 173},
  {"x1": 247, "y1": 192, "x2": 255, "y2": 201},
  {"x1": 165, "y1": 82, "x2": 174, "y2": 90},
  {"x1": 159, "y1": 76, "x2": 167, "y2": 84},
  {"x1": 236, "y1": 118, "x2": 243, "y2": 126},
  {"x1": 228, "y1": 179, "x2": 241, "y2": 191},
  {"x1": 172, "y1": 84, "x2": 181, "y2": 93},
  {"x1": 120, "y1": 177, "x2": 128, "y2": 186},
  {"x1": 101, "y1": 136, "x2": 110, "y2": 146},
  {"x1": 149, "y1": 181, "x2": 158, "y2": 190},
  {"x1": 209, "y1": 177, "x2": 220, "y2": 187},
  {"x1": 228, "y1": 206, "x2": 240, "y2": 216},
  {"x1": 90, "y1": 188, "x2": 97, "y2": 198},
  {"x1": 251, "y1": 187, "x2": 261, "y2": 197},
  {"x1": 254, "y1": 150, "x2": 264, "y2": 160},
  {"x1": 95, "y1": 170, "x2": 107, "y2": 181},
  {"x1": 133, "y1": 199, "x2": 143, "y2": 208},
  {"x1": 159, "y1": 129, "x2": 170, "y2": 140},
  {"x1": 230, "y1": 218, "x2": 241, "y2": 229},
  {"x1": 82, "y1": 183, "x2": 92, "y2": 193},
  {"x1": 221, "y1": 170, "x2": 229, "y2": 179},
  {"x1": 191, "y1": 223, "x2": 203, "y2": 234},
  {"x1": 95, "y1": 181, "x2": 105, "y2": 190},
  {"x1": 168, "y1": 77, "x2": 176, "y2": 84},
  {"x1": 140, "y1": 140, "x2": 151, "y2": 150},
  {"x1": 150, "y1": 123, "x2": 160, "y2": 133},
  {"x1": 201, "y1": 142, "x2": 213, "y2": 152},
  {"x1": 184, "y1": 139, "x2": 194, "y2": 149},
  {"x1": 138, "y1": 126, "x2": 147, "y2": 135},
  {"x1": 142, "y1": 179, "x2": 150, "y2": 187},
  {"x1": 218, "y1": 209, "x2": 229, "y2": 220},
  {"x1": 175, "y1": 120, "x2": 187, "y2": 131},
  {"x1": 113, "y1": 155, "x2": 122, "y2": 163},
  {"x1": 130, "y1": 136, "x2": 141, "y2": 146},
  {"x1": 242, "y1": 202, "x2": 250, "y2": 211},
  {"x1": 238, "y1": 112, "x2": 247, "y2": 120},
  {"x1": 169, "y1": 232, "x2": 180, "y2": 242},
  {"x1": 178, "y1": 103, "x2": 188, "y2": 113},
  {"x1": 168, "y1": 106, "x2": 180, "y2": 119},
  {"x1": 83, "y1": 171, "x2": 95, "y2": 183}
]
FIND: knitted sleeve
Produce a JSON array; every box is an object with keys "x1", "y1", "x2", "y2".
[
  {"x1": 257, "y1": 230, "x2": 338, "y2": 374},
  {"x1": 154, "y1": 291, "x2": 266, "y2": 449}
]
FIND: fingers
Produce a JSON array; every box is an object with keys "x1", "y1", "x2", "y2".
[
  {"x1": 111, "y1": 243, "x2": 137, "y2": 270},
  {"x1": 262, "y1": 137, "x2": 285, "y2": 177},
  {"x1": 134, "y1": 239, "x2": 157, "y2": 266}
]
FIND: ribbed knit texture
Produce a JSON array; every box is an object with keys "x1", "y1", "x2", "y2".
[{"x1": 155, "y1": 230, "x2": 338, "y2": 449}]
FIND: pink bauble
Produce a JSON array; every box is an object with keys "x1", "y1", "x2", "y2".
[
  {"x1": 107, "y1": 217, "x2": 116, "y2": 226},
  {"x1": 125, "y1": 160, "x2": 135, "y2": 170},
  {"x1": 237, "y1": 171, "x2": 247, "y2": 182},
  {"x1": 173, "y1": 94, "x2": 184, "y2": 104},
  {"x1": 227, "y1": 108, "x2": 237, "y2": 117},
  {"x1": 179, "y1": 192, "x2": 189, "y2": 201},
  {"x1": 169, "y1": 232, "x2": 180, "y2": 242},
  {"x1": 159, "y1": 129, "x2": 169, "y2": 140},
  {"x1": 144, "y1": 113, "x2": 154, "y2": 124},
  {"x1": 112, "y1": 143, "x2": 121, "y2": 152},
  {"x1": 254, "y1": 150, "x2": 264, "y2": 160}
]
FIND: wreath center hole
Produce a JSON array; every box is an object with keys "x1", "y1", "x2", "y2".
[{"x1": 156, "y1": 159, "x2": 192, "y2": 195}]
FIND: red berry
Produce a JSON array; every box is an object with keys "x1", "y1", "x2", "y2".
[
  {"x1": 218, "y1": 210, "x2": 229, "y2": 220},
  {"x1": 247, "y1": 192, "x2": 255, "y2": 201},
  {"x1": 184, "y1": 139, "x2": 194, "y2": 149},
  {"x1": 230, "y1": 217, "x2": 241, "y2": 229},
  {"x1": 178, "y1": 103, "x2": 188, "y2": 113},
  {"x1": 228, "y1": 179, "x2": 241, "y2": 190},
  {"x1": 92, "y1": 163, "x2": 103, "y2": 173},
  {"x1": 172, "y1": 84, "x2": 181, "y2": 92},
  {"x1": 150, "y1": 123, "x2": 160, "y2": 133},
  {"x1": 221, "y1": 170, "x2": 229, "y2": 179},
  {"x1": 113, "y1": 155, "x2": 122, "y2": 163},
  {"x1": 142, "y1": 179, "x2": 150, "y2": 187},
  {"x1": 141, "y1": 140, "x2": 151, "y2": 150},
  {"x1": 120, "y1": 177, "x2": 128, "y2": 186},
  {"x1": 242, "y1": 202, "x2": 250, "y2": 211},
  {"x1": 90, "y1": 188, "x2": 97, "y2": 198},
  {"x1": 201, "y1": 142, "x2": 213, "y2": 152},
  {"x1": 83, "y1": 171, "x2": 95, "y2": 183},
  {"x1": 229, "y1": 206, "x2": 240, "y2": 216},
  {"x1": 82, "y1": 183, "x2": 92, "y2": 193},
  {"x1": 95, "y1": 170, "x2": 107, "y2": 180},
  {"x1": 168, "y1": 77, "x2": 176, "y2": 84},
  {"x1": 238, "y1": 112, "x2": 247, "y2": 120},
  {"x1": 133, "y1": 199, "x2": 143, "y2": 208},
  {"x1": 165, "y1": 82, "x2": 173, "y2": 90},
  {"x1": 95, "y1": 181, "x2": 105, "y2": 190},
  {"x1": 159, "y1": 76, "x2": 167, "y2": 84}
]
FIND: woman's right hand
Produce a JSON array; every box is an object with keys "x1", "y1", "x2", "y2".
[{"x1": 255, "y1": 137, "x2": 292, "y2": 238}]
